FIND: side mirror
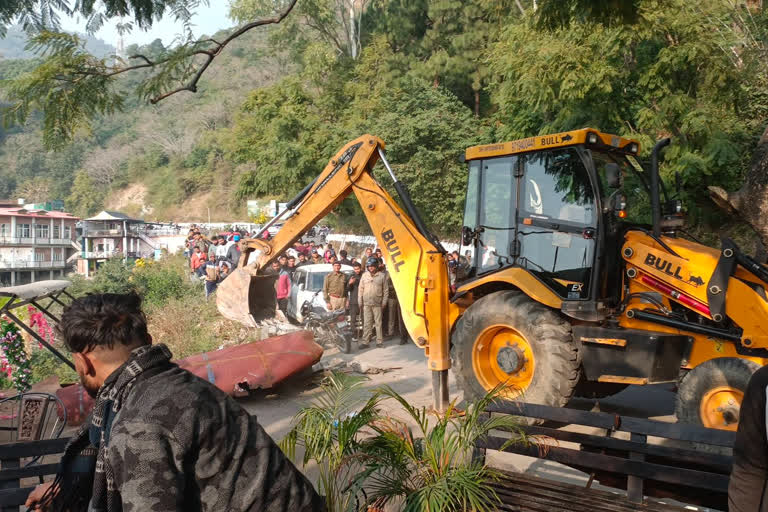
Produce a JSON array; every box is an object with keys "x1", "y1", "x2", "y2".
[
  {"x1": 605, "y1": 163, "x2": 621, "y2": 189},
  {"x1": 461, "y1": 226, "x2": 473, "y2": 246}
]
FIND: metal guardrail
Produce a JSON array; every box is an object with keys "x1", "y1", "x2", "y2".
[
  {"x1": 82, "y1": 251, "x2": 146, "y2": 259},
  {"x1": 0, "y1": 261, "x2": 67, "y2": 269},
  {"x1": 0, "y1": 237, "x2": 74, "y2": 246}
]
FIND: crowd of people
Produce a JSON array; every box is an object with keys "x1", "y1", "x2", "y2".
[
  {"x1": 184, "y1": 227, "x2": 244, "y2": 299},
  {"x1": 183, "y1": 224, "x2": 473, "y2": 345},
  {"x1": 259, "y1": 240, "x2": 407, "y2": 348}
]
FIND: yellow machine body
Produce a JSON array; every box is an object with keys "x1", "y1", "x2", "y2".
[{"x1": 217, "y1": 129, "x2": 768, "y2": 429}]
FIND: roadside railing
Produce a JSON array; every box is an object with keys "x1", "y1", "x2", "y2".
[
  {"x1": 0, "y1": 237, "x2": 74, "y2": 246},
  {"x1": 0, "y1": 261, "x2": 67, "y2": 269}
]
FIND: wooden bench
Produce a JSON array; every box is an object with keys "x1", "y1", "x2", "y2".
[
  {"x1": 475, "y1": 401, "x2": 734, "y2": 511},
  {"x1": 0, "y1": 437, "x2": 69, "y2": 511}
]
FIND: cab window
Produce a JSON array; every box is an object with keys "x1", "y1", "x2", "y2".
[
  {"x1": 521, "y1": 148, "x2": 596, "y2": 226},
  {"x1": 478, "y1": 156, "x2": 517, "y2": 273}
]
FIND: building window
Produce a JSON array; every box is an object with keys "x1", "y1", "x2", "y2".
[
  {"x1": 16, "y1": 224, "x2": 30, "y2": 238},
  {"x1": 53, "y1": 225, "x2": 60, "y2": 238},
  {"x1": 35, "y1": 224, "x2": 49, "y2": 239},
  {"x1": 64, "y1": 226, "x2": 72, "y2": 239},
  {"x1": 0, "y1": 224, "x2": 7, "y2": 237}
]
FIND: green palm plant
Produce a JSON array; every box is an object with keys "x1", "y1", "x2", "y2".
[
  {"x1": 348, "y1": 384, "x2": 532, "y2": 512},
  {"x1": 279, "y1": 372, "x2": 382, "y2": 512},
  {"x1": 281, "y1": 372, "x2": 535, "y2": 512}
]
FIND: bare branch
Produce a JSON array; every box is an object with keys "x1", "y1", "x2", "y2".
[
  {"x1": 96, "y1": 0, "x2": 299, "y2": 104},
  {"x1": 145, "y1": 0, "x2": 298, "y2": 103}
]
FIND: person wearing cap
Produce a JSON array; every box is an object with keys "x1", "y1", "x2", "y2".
[
  {"x1": 311, "y1": 250, "x2": 322, "y2": 264},
  {"x1": 358, "y1": 256, "x2": 389, "y2": 348},
  {"x1": 227, "y1": 234, "x2": 242, "y2": 269},
  {"x1": 323, "y1": 261, "x2": 347, "y2": 311}
]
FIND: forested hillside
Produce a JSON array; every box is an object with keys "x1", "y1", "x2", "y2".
[
  {"x1": 1, "y1": 0, "x2": 767, "y2": 241},
  {"x1": 0, "y1": 25, "x2": 114, "y2": 59}
]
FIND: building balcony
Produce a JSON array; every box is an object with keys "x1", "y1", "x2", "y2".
[
  {"x1": 83, "y1": 229, "x2": 143, "y2": 238},
  {"x1": 83, "y1": 251, "x2": 144, "y2": 259},
  {"x1": 0, "y1": 237, "x2": 74, "y2": 246},
  {"x1": 0, "y1": 260, "x2": 67, "y2": 269}
]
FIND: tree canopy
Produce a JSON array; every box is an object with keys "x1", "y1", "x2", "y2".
[{"x1": 0, "y1": 0, "x2": 767, "y2": 240}]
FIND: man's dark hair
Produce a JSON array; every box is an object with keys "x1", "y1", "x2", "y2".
[
  {"x1": 340, "y1": 250, "x2": 347, "y2": 258},
  {"x1": 57, "y1": 293, "x2": 151, "y2": 353},
  {"x1": 353, "y1": 262, "x2": 361, "y2": 268}
]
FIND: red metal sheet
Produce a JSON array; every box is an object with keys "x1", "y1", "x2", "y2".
[
  {"x1": 178, "y1": 330, "x2": 323, "y2": 397},
  {"x1": 55, "y1": 383, "x2": 94, "y2": 426},
  {"x1": 55, "y1": 330, "x2": 323, "y2": 424}
]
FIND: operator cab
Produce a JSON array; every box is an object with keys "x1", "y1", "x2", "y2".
[{"x1": 460, "y1": 128, "x2": 644, "y2": 321}]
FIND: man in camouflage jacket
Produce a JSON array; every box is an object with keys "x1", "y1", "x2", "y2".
[{"x1": 26, "y1": 293, "x2": 323, "y2": 512}]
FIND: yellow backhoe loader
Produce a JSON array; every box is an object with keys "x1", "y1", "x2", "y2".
[{"x1": 217, "y1": 130, "x2": 768, "y2": 430}]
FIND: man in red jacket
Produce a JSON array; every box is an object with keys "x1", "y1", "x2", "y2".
[{"x1": 276, "y1": 265, "x2": 291, "y2": 314}]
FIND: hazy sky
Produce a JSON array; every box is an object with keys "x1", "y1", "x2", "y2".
[{"x1": 59, "y1": 2, "x2": 235, "y2": 47}]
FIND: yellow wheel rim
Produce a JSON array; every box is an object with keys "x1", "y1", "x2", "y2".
[
  {"x1": 700, "y1": 386, "x2": 743, "y2": 431},
  {"x1": 471, "y1": 324, "x2": 535, "y2": 399}
]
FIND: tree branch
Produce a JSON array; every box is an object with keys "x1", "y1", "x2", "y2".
[{"x1": 115, "y1": 0, "x2": 299, "y2": 104}]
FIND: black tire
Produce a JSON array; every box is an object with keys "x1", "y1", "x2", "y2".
[
  {"x1": 451, "y1": 290, "x2": 580, "y2": 408},
  {"x1": 676, "y1": 357, "x2": 760, "y2": 429},
  {"x1": 573, "y1": 376, "x2": 628, "y2": 399}
]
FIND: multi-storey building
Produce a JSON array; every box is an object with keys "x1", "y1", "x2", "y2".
[
  {"x1": 0, "y1": 206, "x2": 80, "y2": 286},
  {"x1": 79, "y1": 211, "x2": 157, "y2": 277}
]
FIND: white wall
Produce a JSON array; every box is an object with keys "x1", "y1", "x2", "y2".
[{"x1": 148, "y1": 235, "x2": 187, "y2": 254}]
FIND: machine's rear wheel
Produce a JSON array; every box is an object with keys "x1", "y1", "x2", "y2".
[
  {"x1": 451, "y1": 291, "x2": 579, "y2": 407},
  {"x1": 676, "y1": 357, "x2": 760, "y2": 431}
]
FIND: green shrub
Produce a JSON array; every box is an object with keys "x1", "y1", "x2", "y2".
[
  {"x1": 132, "y1": 257, "x2": 193, "y2": 311},
  {"x1": 28, "y1": 349, "x2": 78, "y2": 385},
  {"x1": 281, "y1": 374, "x2": 533, "y2": 512},
  {"x1": 90, "y1": 258, "x2": 135, "y2": 294}
]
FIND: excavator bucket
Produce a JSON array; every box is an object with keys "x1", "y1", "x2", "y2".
[{"x1": 216, "y1": 267, "x2": 278, "y2": 326}]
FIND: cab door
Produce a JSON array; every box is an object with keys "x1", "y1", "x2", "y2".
[{"x1": 516, "y1": 148, "x2": 599, "y2": 300}]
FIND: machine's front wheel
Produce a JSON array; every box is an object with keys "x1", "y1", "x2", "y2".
[
  {"x1": 451, "y1": 291, "x2": 580, "y2": 407},
  {"x1": 676, "y1": 357, "x2": 760, "y2": 431}
]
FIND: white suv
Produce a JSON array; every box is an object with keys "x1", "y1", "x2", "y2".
[{"x1": 286, "y1": 263, "x2": 353, "y2": 323}]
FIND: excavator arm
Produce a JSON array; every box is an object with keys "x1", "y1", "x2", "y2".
[{"x1": 217, "y1": 135, "x2": 452, "y2": 409}]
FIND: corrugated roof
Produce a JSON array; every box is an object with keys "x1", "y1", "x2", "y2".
[{"x1": 0, "y1": 207, "x2": 79, "y2": 219}]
